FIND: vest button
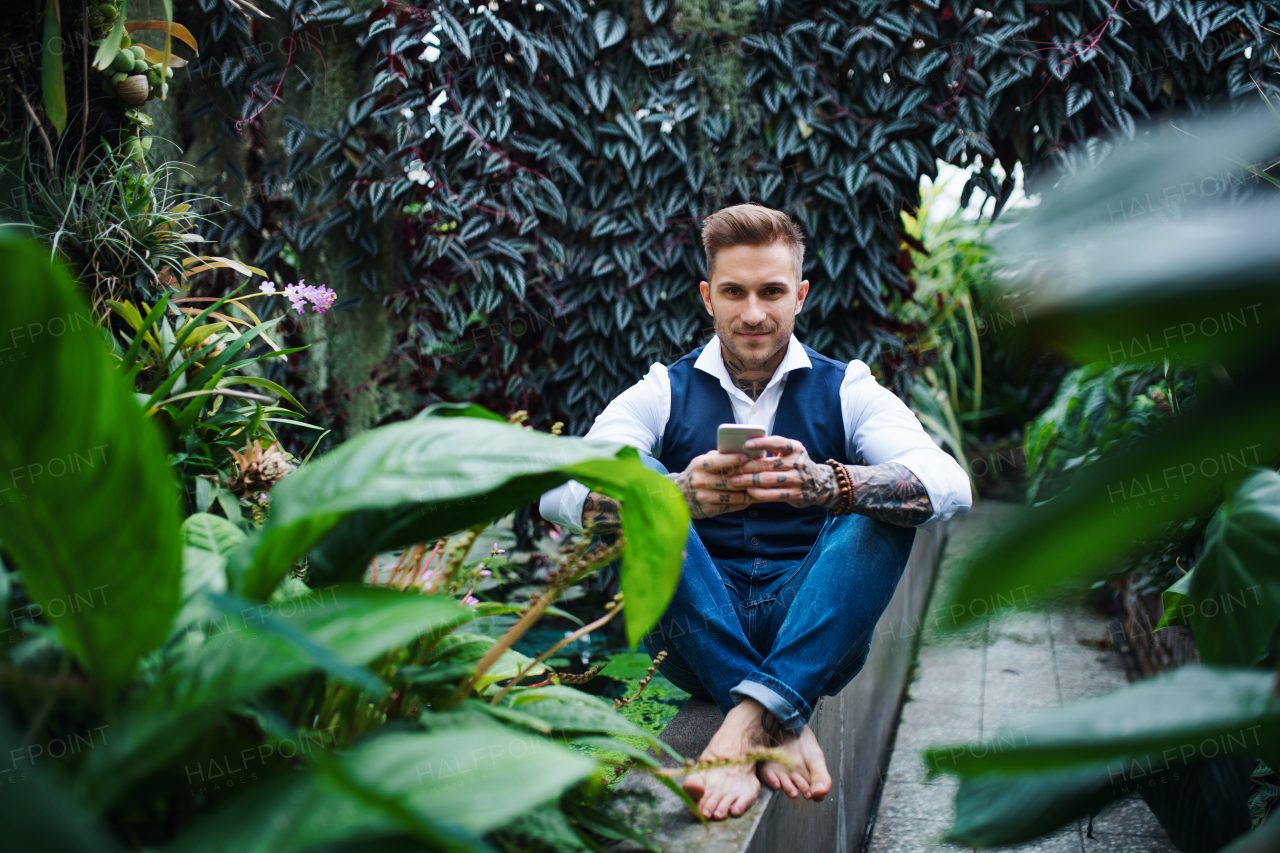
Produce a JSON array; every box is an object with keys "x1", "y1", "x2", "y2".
[
  {"x1": 749, "y1": 536, "x2": 760, "y2": 546},
  {"x1": 748, "y1": 508, "x2": 759, "y2": 518}
]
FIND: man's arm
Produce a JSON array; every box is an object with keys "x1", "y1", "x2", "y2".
[
  {"x1": 581, "y1": 492, "x2": 622, "y2": 532},
  {"x1": 731, "y1": 436, "x2": 933, "y2": 527},
  {"x1": 538, "y1": 364, "x2": 669, "y2": 532}
]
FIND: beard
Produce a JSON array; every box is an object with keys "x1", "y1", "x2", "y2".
[{"x1": 712, "y1": 309, "x2": 795, "y2": 371}]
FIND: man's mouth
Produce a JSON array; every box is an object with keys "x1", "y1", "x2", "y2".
[{"x1": 736, "y1": 329, "x2": 773, "y2": 340}]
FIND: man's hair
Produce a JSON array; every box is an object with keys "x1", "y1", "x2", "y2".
[{"x1": 701, "y1": 203, "x2": 805, "y2": 281}]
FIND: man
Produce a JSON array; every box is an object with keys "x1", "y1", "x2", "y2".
[{"x1": 539, "y1": 204, "x2": 972, "y2": 821}]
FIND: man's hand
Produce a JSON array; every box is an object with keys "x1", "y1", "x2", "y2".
[
  {"x1": 730, "y1": 436, "x2": 839, "y2": 510},
  {"x1": 668, "y1": 451, "x2": 753, "y2": 519}
]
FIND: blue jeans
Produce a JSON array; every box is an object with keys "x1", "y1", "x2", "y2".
[{"x1": 639, "y1": 456, "x2": 917, "y2": 736}]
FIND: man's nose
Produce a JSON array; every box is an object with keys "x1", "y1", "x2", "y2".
[{"x1": 741, "y1": 295, "x2": 767, "y2": 325}]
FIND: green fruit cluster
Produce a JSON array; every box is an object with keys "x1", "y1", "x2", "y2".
[{"x1": 99, "y1": 38, "x2": 172, "y2": 103}]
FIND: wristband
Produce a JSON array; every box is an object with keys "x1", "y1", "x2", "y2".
[{"x1": 825, "y1": 459, "x2": 855, "y2": 516}]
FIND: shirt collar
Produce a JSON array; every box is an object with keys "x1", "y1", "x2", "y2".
[{"x1": 695, "y1": 334, "x2": 811, "y2": 404}]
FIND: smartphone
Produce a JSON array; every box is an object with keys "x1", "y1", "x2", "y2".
[{"x1": 717, "y1": 423, "x2": 766, "y2": 456}]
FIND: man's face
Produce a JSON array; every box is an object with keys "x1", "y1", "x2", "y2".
[{"x1": 699, "y1": 241, "x2": 809, "y2": 368}]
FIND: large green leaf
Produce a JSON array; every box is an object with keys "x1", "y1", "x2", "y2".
[
  {"x1": 996, "y1": 111, "x2": 1280, "y2": 368},
  {"x1": 74, "y1": 599, "x2": 365, "y2": 807},
  {"x1": 1181, "y1": 470, "x2": 1280, "y2": 666},
  {"x1": 942, "y1": 388, "x2": 1280, "y2": 625},
  {"x1": 946, "y1": 763, "x2": 1123, "y2": 848},
  {"x1": 168, "y1": 720, "x2": 595, "y2": 853},
  {"x1": 238, "y1": 415, "x2": 688, "y2": 646},
  {"x1": 272, "y1": 585, "x2": 472, "y2": 666},
  {"x1": 0, "y1": 236, "x2": 181, "y2": 691},
  {"x1": 924, "y1": 667, "x2": 1280, "y2": 778}
]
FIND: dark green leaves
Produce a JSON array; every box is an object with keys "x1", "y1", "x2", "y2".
[
  {"x1": 1173, "y1": 470, "x2": 1280, "y2": 666},
  {"x1": 240, "y1": 415, "x2": 688, "y2": 647},
  {"x1": 0, "y1": 237, "x2": 181, "y2": 692},
  {"x1": 41, "y1": 0, "x2": 66, "y2": 136}
]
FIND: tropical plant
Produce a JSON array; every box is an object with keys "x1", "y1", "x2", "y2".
[
  {"x1": 0, "y1": 234, "x2": 692, "y2": 852},
  {"x1": 916, "y1": 109, "x2": 1280, "y2": 852}
]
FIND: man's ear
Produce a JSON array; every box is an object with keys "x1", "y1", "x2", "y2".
[
  {"x1": 794, "y1": 280, "x2": 810, "y2": 315},
  {"x1": 699, "y1": 281, "x2": 714, "y2": 316}
]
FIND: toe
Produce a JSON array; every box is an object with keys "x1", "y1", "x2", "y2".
[
  {"x1": 790, "y1": 770, "x2": 812, "y2": 799},
  {"x1": 810, "y1": 766, "x2": 833, "y2": 801},
  {"x1": 683, "y1": 773, "x2": 706, "y2": 801}
]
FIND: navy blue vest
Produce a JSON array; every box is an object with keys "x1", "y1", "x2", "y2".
[{"x1": 659, "y1": 343, "x2": 850, "y2": 560}]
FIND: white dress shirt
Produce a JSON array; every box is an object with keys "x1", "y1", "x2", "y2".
[{"x1": 539, "y1": 335, "x2": 972, "y2": 530}]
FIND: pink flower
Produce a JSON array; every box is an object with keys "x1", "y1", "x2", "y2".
[
  {"x1": 259, "y1": 282, "x2": 276, "y2": 294},
  {"x1": 462, "y1": 595, "x2": 479, "y2": 606},
  {"x1": 479, "y1": 569, "x2": 492, "y2": 577},
  {"x1": 279, "y1": 279, "x2": 338, "y2": 314}
]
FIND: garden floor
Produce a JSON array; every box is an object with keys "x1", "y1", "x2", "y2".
[{"x1": 866, "y1": 500, "x2": 1180, "y2": 853}]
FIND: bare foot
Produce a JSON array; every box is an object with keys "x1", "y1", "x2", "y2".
[
  {"x1": 681, "y1": 699, "x2": 769, "y2": 820},
  {"x1": 758, "y1": 724, "x2": 832, "y2": 802}
]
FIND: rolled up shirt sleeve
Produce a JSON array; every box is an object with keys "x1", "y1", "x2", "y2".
[
  {"x1": 538, "y1": 363, "x2": 670, "y2": 532},
  {"x1": 840, "y1": 360, "x2": 973, "y2": 524}
]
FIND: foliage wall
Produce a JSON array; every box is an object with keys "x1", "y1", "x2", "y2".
[{"x1": 15, "y1": 0, "x2": 1280, "y2": 438}]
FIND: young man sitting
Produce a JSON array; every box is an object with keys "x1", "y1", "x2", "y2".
[{"x1": 539, "y1": 203, "x2": 972, "y2": 821}]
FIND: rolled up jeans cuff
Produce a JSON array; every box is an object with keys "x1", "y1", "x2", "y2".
[{"x1": 730, "y1": 675, "x2": 810, "y2": 737}]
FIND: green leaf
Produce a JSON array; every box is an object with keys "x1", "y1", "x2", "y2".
[
  {"x1": 946, "y1": 763, "x2": 1123, "y2": 848},
  {"x1": 170, "y1": 719, "x2": 595, "y2": 853},
  {"x1": 414, "y1": 401, "x2": 507, "y2": 423},
  {"x1": 41, "y1": 0, "x2": 66, "y2": 136},
  {"x1": 1141, "y1": 756, "x2": 1253, "y2": 853},
  {"x1": 510, "y1": 684, "x2": 681, "y2": 760},
  {"x1": 1183, "y1": 469, "x2": 1280, "y2": 666},
  {"x1": 600, "y1": 651, "x2": 656, "y2": 679},
  {"x1": 275, "y1": 585, "x2": 472, "y2": 666},
  {"x1": 75, "y1": 597, "x2": 367, "y2": 808},
  {"x1": 0, "y1": 236, "x2": 181, "y2": 692},
  {"x1": 923, "y1": 667, "x2": 1280, "y2": 778},
  {"x1": 92, "y1": 0, "x2": 128, "y2": 70},
  {"x1": 180, "y1": 512, "x2": 242, "y2": 600},
  {"x1": 592, "y1": 11, "x2": 627, "y2": 49},
  {"x1": 942, "y1": 390, "x2": 1280, "y2": 626},
  {"x1": 238, "y1": 418, "x2": 687, "y2": 647},
  {"x1": 998, "y1": 111, "x2": 1280, "y2": 368},
  {"x1": 1155, "y1": 567, "x2": 1193, "y2": 630}
]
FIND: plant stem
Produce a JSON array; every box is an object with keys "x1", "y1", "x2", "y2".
[{"x1": 489, "y1": 599, "x2": 624, "y2": 706}]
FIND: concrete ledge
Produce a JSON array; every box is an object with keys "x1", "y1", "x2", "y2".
[{"x1": 613, "y1": 519, "x2": 948, "y2": 853}]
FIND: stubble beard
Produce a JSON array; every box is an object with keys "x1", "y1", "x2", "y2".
[{"x1": 713, "y1": 310, "x2": 795, "y2": 372}]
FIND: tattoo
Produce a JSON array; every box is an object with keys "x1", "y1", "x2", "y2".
[
  {"x1": 581, "y1": 492, "x2": 622, "y2": 532},
  {"x1": 846, "y1": 462, "x2": 933, "y2": 526},
  {"x1": 797, "y1": 457, "x2": 838, "y2": 509},
  {"x1": 720, "y1": 345, "x2": 786, "y2": 402},
  {"x1": 670, "y1": 470, "x2": 708, "y2": 519}
]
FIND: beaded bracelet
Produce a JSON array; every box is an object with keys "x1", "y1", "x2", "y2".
[{"x1": 825, "y1": 459, "x2": 856, "y2": 516}]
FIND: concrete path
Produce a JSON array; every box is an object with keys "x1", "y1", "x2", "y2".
[{"x1": 866, "y1": 500, "x2": 1179, "y2": 853}]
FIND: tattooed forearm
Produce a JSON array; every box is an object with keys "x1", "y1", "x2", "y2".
[
  {"x1": 668, "y1": 469, "x2": 707, "y2": 519},
  {"x1": 846, "y1": 462, "x2": 933, "y2": 526},
  {"x1": 581, "y1": 492, "x2": 622, "y2": 532}
]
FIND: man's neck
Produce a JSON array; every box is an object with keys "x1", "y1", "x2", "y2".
[{"x1": 719, "y1": 338, "x2": 789, "y2": 402}]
